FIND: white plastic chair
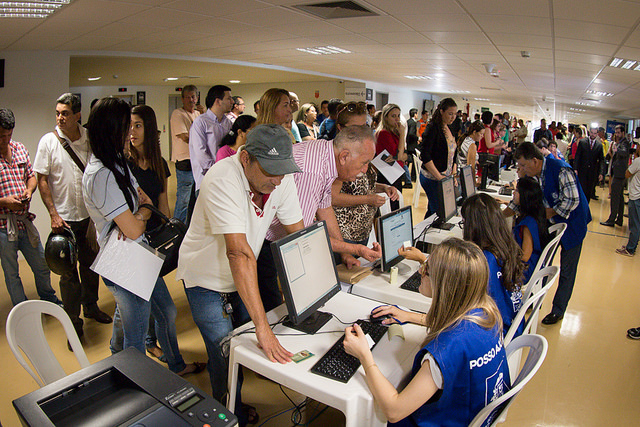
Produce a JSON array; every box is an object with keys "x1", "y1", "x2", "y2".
[
  {"x1": 6, "y1": 300, "x2": 90, "y2": 386},
  {"x1": 468, "y1": 334, "x2": 548, "y2": 427},
  {"x1": 379, "y1": 190, "x2": 405, "y2": 217},
  {"x1": 525, "y1": 223, "x2": 566, "y2": 295},
  {"x1": 412, "y1": 151, "x2": 424, "y2": 208},
  {"x1": 504, "y1": 266, "x2": 560, "y2": 346}
]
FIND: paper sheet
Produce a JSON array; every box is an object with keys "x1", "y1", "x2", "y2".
[
  {"x1": 370, "y1": 150, "x2": 405, "y2": 184},
  {"x1": 91, "y1": 231, "x2": 164, "y2": 301}
]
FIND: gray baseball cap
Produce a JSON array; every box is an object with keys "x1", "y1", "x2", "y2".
[{"x1": 245, "y1": 124, "x2": 301, "y2": 175}]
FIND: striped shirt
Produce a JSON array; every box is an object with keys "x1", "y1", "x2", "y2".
[
  {"x1": 0, "y1": 140, "x2": 35, "y2": 230},
  {"x1": 266, "y1": 139, "x2": 338, "y2": 241}
]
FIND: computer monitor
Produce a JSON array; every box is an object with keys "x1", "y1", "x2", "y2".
[
  {"x1": 433, "y1": 175, "x2": 457, "y2": 230},
  {"x1": 478, "y1": 153, "x2": 500, "y2": 192},
  {"x1": 377, "y1": 206, "x2": 414, "y2": 272},
  {"x1": 459, "y1": 165, "x2": 476, "y2": 202},
  {"x1": 271, "y1": 221, "x2": 340, "y2": 334}
]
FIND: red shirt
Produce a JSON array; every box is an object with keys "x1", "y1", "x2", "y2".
[
  {"x1": 478, "y1": 125, "x2": 495, "y2": 154},
  {"x1": 0, "y1": 140, "x2": 35, "y2": 230},
  {"x1": 376, "y1": 129, "x2": 404, "y2": 167}
]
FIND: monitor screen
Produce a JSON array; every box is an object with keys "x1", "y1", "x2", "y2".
[
  {"x1": 270, "y1": 221, "x2": 340, "y2": 334},
  {"x1": 377, "y1": 206, "x2": 414, "y2": 272},
  {"x1": 436, "y1": 175, "x2": 457, "y2": 226},
  {"x1": 460, "y1": 165, "x2": 476, "y2": 201}
]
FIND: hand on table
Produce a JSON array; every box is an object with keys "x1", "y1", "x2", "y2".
[{"x1": 256, "y1": 326, "x2": 293, "y2": 364}]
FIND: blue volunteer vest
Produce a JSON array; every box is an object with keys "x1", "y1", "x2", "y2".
[
  {"x1": 484, "y1": 250, "x2": 523, "y2": 336},
  {"x1": 541, "y1": 157, "x2": 591, "y2": 250},
  {"x1": 513, "y1": 216, "x2": 542, "y2": 284},
  {"x1": 389, "y1": 310, "x2": 511, "y2": 427}
]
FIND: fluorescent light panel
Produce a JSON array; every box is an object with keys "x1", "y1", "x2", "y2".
[
  {"x1": 585, "y1": 90, "x2": 614, "y2": 97},
  {"x1": 404, "y1": 75, "x2": 433, "y2": 80},
  {"x1": 622, "y1": 60, "x2": 636, "y2": 69},
  {"x1": 297, "y1": 46, "x2": 351, "y2": 55},
  {"x1": 610, "y1": 57, "x2": 624, "y2": 67},
  {"x1": 0, "y1": 0, "x2": 69, "y2": 18}
]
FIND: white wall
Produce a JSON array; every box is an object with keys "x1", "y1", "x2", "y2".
[{"x1": 0, "y1": 51, "x2": 71, "y2": 233}]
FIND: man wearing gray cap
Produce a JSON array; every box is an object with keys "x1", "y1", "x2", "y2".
[{"x1": 177, "y1": 124, "x2": 303, "y2": 415}]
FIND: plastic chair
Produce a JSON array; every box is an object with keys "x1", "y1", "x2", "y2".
[
  {"x1": 6, "y1": 300, "x2": 90, "y2": 386},
  {"x1": 525, "y1": 222, "x2": 566, "y2": 296},
  {"x1": 412, "y1": 151, "x2": 424, "y2": 208},
  {"x1": 468, "y1": 334, "x2": 548, "y2": 427},
  {"x1": 379, "y1": 189, "x2": 405, "y2": 216},
  {"x1": 504, "y1": 266, "x2": 560, "y2": 346}
]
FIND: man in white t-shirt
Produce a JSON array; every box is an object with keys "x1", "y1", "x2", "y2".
[
  {"x1": 617, "y1": 155, "x2": 640, "y2": 256},
  {"x1": 177, "y1": 124, "x2": 303, "y2": 408}
]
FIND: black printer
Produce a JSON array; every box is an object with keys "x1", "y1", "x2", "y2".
[{"x1": 13, "y1": 348, "x2": 237, "y2": 427}]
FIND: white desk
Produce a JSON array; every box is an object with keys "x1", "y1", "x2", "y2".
[
  {"x1": 415, "y1": 215, "x2": 464, "y2": 249},
  {"x1": 350, "y1": 259, "x2": 431, "y2": 313},
  {"x1": 478, "y1": 184, "x2": 513, "y2": 203},
  {"x1": 227, "y1": 292, "x2": 426, "y2": 427}
]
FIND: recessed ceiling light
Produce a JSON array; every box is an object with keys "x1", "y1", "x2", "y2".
[
  {"x1": 163, "y1": 77, "x2": 178, "y2": 81},
  {"x1": 229, "y1": 80, "x2": 240, "y2": 84},
  {"x1": 585, "y1": 90, "x2": 614, "y2": 97},
  {"x1": 450, "y1": 90, "x2": 470, "y2": 93},
  {"x1": 0, "y1": 0, "x2": 69, "y2": 18},
  {"x1": 87, "y1": 77, "x2": 101, "y2": 81},
  {"x1": 622, "y1": 60, "x2": 637, "y2": 69},
  {"x1": 490, "y1": 103, "x2": 502, "y2": 106},
  {"x1": 590, "y1": 122, "x2": 599, "y2": 128},
  {"x1": 610, "y1": 58, "x2": 624, "y2": 67},
  {"x1": 297, "y1": 46, "x2": 351, "y2": 55},
  {"x1": 474, "y1": 98, "x2": 489, "y2": 101},
  {"x1": 404, "y1": 75, "x2": 433, "y2": 80}
]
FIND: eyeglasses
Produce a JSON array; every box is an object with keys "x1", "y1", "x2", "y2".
[{"x1": 338, "y1": 101, "x2": 367, "y2": 115}]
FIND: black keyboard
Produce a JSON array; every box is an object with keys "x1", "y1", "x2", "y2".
[
  {"x1": 310, "y1": 320, "x2": 388, "y2": 383},
  {"x1": 400, "y1": 270, "x2": 422, "y2": 292},
  {"x1": 499, "y1": 186, "x2": 513, "y2": 196}
]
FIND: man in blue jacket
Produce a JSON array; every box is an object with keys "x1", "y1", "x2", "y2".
[{"x1": 514, "y1": 142, "x2": 591, "y2": 325}]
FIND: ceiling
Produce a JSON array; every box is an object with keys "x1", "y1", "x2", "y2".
[{"x1": 4, "y1": 0, "x2": 640, "y2": 123}]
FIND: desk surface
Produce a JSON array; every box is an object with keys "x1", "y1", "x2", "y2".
[
  {"x1": 350, "y1": 259, "x2": 431, "y2": 313},
  {"x1": 228, "y1": 291, "x2": 426, "y2": 427}
]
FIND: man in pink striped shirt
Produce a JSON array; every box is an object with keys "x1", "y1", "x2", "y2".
[{"x1": 257, "y1": 125, "x2": 382, "y2": 311}]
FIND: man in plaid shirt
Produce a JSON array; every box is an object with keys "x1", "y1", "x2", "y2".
[{"x1": 0, "y1": 109, "x2": 60, "y2": 306}]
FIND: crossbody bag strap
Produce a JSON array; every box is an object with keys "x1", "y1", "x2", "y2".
[{"x1": 54, "y1": 129, "x2": 85, "y2": 173}]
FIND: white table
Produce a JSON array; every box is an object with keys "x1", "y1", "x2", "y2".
[
  {"x1": 478, "y1": 184, "x2": 513, "y2": 203},
  {"x1": 415, "y1": 215, "x2": 464, "y2": 249},
  {"x1": 227, "y1": 292, "x2": 426, "y2": 427},
  {"x1": 350, "y1": 259, "x2": 431, "y2": 313}
]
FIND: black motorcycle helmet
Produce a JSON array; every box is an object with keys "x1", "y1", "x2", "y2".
[{"x1": 45, "y1": 226, "x2": 78, "y2": 275}]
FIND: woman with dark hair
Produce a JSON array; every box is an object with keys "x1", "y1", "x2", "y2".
[
  {"x1": 512, "y1": 177, "x2": 551, "y2": 284},
  {"x1": 457, "y1": 120, "x2": 484, "y2": 179},
  {"x1": 478, "y1": 110, "x2": 504, "y2": 154},
  {"x1": 419, "y1": 97, "x2": 458, "y2": 218},
  {"x1": 461, "y1": 193, "x2": 525, "y2": 335},
  {"x1": 215, "y1": 115, "x2": 257, "y2": 161},
  {"x1": 83, "y1": 98, "x2": 203, "y2": 376},
  {"x1": 296, "y1": 103, "x2": 319, "y2": 141}
]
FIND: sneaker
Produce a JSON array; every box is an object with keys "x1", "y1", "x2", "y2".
[
  {"x1": 616, "y1": 246, "x2": 634, "y2": 257},
  {"x1": 627, "y1": 327, "x2": 640, "y2": 339}
]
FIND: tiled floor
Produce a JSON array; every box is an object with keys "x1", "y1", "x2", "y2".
[{"x1": 1, "y1": 182, "x2": 638, "y2": 426}]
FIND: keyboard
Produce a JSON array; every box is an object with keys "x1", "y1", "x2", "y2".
[
  {"x1": 400, "y1": 270, "x2": 422, "y2": 292},
  {"x1": 310, "y1": 320, "x2": 388, "y2": 383},
  {"x1": 499, "y1": 186, "x2": 513, "y2": 196}
]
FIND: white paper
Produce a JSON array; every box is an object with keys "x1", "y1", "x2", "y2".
[
  {"x1": 365, "y1": 333, "x2": 375, "y2": 349},
  {"x1": 371, "y1": 150, "x2": 405, "y2": 184},
  {"x1": 91, "y1": 231, "x2": 164, "y2": 301}
]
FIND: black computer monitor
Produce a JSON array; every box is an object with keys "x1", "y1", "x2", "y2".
[
  {"x1": 377, "y1": 206, "x2": 414, "y2": 272},
  {"x1": 270, "y1": 221, "x2": 340, "y2": 334},
  {"x1": 433, "y1": 175, "x2": 457, "y2": 230},
  {"x1": 460, "y1": 165, "x2": 476, "y2": 202},
  {"x1": 478, "y1": 153, "x2": 500, "y2": 192}
]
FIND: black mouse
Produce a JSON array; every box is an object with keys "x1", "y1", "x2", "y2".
[{"x1": 369, "y1": 313, "x2": 392, "y2": 323}]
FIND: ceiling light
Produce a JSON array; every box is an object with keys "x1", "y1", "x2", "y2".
[
  {"x1": 622, "y1": 60, "x2": 636, "y2": 69},
  {"x1": 474, "y1": 98, "x2": 489, "y2": 101},
  {"x1": 229, "y1": 80, "x2": 240, "y2": 84},
  {"x1": 163, "y1": 77, "x2": 178, "y2": 81},
  {"x1": 450, "y1": 90, "x2": 470, "y2": 93},
  {"x1": 490, "y1": 103, "x2": 502, "y2": 106},
  {"x1": 87, "y1": 77, "x2": 101, "y2": 81},
  {"x1": 0, "y1": 0, "x2": 69, "y2": 18},
  {"x1": 590, "y1": 122, "x2": 599, "y2": 128},
  {"x1": 296, "y1": 45, "x2": 351, "y2": 55},
  {"x1": 610, "y1": 58, "x2": 624, "y2": 67},
  {"x1": 585, "y1": 90, "x2": 614, "y2": 97},
  {"x1": 404, "y1": 75, "x2": 433, "y2": 80}
]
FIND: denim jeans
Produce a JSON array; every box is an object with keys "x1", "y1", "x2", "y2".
[
  {"x1": 626, "y1": 198, "x2": 640, "y2": 254},
  {"x1": 174, "y1": 168, "x2": 194, "y2": 224},
  {"x1": 420, "y1": 174, "x2": 440, "y2": 219},
  {"x1": 105, "y1": 276, "x2": 186, "y2": 373},
  {"x1": 184, "y1": 286, "x2": 250, "y2": 403},
  {"x1": 0, "y1": 228, "x2": 57, "y2": 306}
]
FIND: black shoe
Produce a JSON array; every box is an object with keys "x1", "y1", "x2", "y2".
[
  {"x1": 600, "y1": 221, "x2": 615, "y2": 227},
  {"x1": 84, "y1": 305, "x2": 113, "y2": 324},
  {"x1": 541, "y1": 312, "x2": 563, "y2": 325},
  {"x1": 592, "y1": 195, "x2": 599, "y2": 201},
  {"x1": 616, "y1": 221, "x2": 624, "y2": 226},
  {"x1": 403, "y1": 182, "x2": 413, "y2": 189}
]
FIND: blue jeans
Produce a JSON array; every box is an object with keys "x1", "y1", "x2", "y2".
[
  {"x1": 0, "y1": 228, "x2": 57, "y2": 306},
  {"x1": 174, "y1": 168, "x2": 194, "y2": 224},
  {"x1": 105, "y1": 276, "x2": 186, "y2": 373},
  {"x1": 626, "y1": 198, "x2": 640, "y2": 254},
  {"x1": 184, "y1": 286, "x2": 250, "y2": 403},
  {"x1": 420, "y1": 174, "x2": 440, "y2": 219}
]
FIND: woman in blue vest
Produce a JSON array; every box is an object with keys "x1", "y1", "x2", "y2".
[
  {"x1": 461, "y1": 193, "x2": 525, "y2": 335},
  {"x1": 512, "y1": 177, "x2": 551, "y2": 284},
  {"x1": 344, "y1": 238, "x2": 511, "y2": 426}
]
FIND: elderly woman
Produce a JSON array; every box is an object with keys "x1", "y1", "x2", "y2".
[{"x1": 296, "y1": 103, "x2": 319, "y2": 141}]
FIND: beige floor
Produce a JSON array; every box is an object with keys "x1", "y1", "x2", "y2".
[{"x1": 1, "y1": 179, "x2": 639, "y2": 426}]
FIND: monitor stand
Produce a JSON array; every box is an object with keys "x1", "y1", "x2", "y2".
[
  {"x1": 284, "y1": 311, "x2": 333, "y2": 335},
  {"x1": 479, "y1": 165, "x2": 497, "y2": 193}
]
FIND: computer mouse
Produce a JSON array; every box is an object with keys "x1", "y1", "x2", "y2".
[{"x1": 369, "y1": 313, "x2": 392, "y2": 323}]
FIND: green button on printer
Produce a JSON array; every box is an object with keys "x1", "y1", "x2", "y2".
[{"x1": 218, "y1": 413, "x2": 226, "y2": 419}]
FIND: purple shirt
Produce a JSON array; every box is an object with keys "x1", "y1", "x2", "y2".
[
  {"x1": 266, "y1": 139, "x2": 338, "y2": 241},
  {"x1": 189, "y1": 109, "x2": 232, "y2": 190}
]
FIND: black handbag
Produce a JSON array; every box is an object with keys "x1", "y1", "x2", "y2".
[{"x1": 140, "y1": 204, "x2": 187, "y2": 277}]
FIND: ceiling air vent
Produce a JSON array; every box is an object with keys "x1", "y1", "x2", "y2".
[{"x1": 292, "y1": 1, "x2": 378, "y2": 19}]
